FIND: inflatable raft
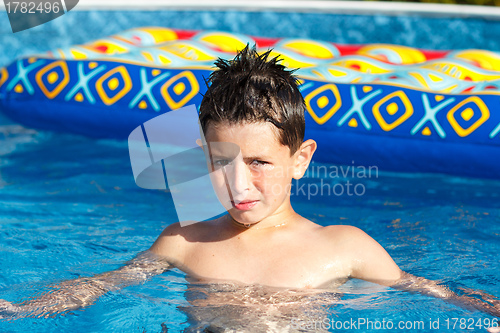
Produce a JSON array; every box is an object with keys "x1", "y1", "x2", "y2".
[{"x1": 0, "y1": 27, "x2": 499, "y2": 178}]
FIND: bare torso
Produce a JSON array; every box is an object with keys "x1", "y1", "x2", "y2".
[{"x1": 150, "y1": 215, "x2": 401, "y2": 289}]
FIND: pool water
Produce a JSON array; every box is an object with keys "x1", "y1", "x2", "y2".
[{"x1": 0, "y1": 118, "x2": 499, "y2": 332}]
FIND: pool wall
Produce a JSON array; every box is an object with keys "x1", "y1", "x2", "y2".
[{"x1": 2, "y1": 3, "x2": 500, "y2": 67}]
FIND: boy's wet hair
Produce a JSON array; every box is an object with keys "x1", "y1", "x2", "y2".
[{"x1": 199, "y1": 45, "x2": 306, "y2": 154}]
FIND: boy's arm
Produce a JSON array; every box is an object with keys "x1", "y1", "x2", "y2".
[
  {"x1": 393, "y1": 272, "x2": 500, "y2": 318},
  {"x1": 347, "y1": 227, "x2": 500, "y2": 318},
  {"x1": 0, "y1": 222, "x2": 185, "y2": 318},
  {"x1": 344, "y1": 226, "x2": 402, "y2": 285},
  {"x1": 0, "y1": 250, "x2": 170, "y2": 318}
]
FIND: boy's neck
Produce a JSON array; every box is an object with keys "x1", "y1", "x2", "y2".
[
  {"x1": 229, "y1": 217, "x2": 289, "y2": 230},
  {"x1": 226, "y1": 202, "x2": 298, "y2": 232}
]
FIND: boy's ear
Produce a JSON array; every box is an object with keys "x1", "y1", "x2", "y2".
[
  {"x1": 196, "y1": 139, "x2": 203, "y2": 149},
  {"x1": 292, "y1": 139, "x2": 317, "y2": 180}
]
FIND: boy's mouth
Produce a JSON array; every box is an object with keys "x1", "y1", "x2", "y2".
[{"x1": 231, "y1": 200, "x2": 258, "y2": 211}]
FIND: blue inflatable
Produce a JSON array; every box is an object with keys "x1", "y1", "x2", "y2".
[{"x1": 1, "y1": 28, "x2": 499, "y2": 179}]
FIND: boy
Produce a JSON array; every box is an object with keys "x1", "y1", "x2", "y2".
[
  {"x1": 149, "y1": 46, "x2": 401, "y2": 289},
  {"x1": 1, "y1": 46, "x2": 499, "y2": 324}
]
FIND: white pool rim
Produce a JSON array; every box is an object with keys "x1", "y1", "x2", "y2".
[{"x1": 68, "y1": 0, "x2": 500, "y2": 20}]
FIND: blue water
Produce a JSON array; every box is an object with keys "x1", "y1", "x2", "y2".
[
  {"x1": 0, "y1": 121, "x2": 499, "y2": 332},
  {"x1": 1, "y1": 6, "x2": 500, "y2": 333}
]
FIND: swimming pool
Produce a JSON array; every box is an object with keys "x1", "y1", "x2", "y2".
[
  {"x1": 1, "y1": 3, "x2": 500, "y2": 332},
  {"x1": 0, "y1": 120, "x2": 499, "y2": 332}
]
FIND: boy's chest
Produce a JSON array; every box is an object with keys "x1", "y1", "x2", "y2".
[{"x1": 181, "y1": 237, "x2": 351, "y2": 288}]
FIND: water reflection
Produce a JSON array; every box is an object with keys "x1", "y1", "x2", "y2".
[{"x1": 179, "y1": 280, "x2": 346, "y2": 332}]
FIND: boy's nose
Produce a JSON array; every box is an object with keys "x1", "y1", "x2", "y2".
[{"x1": 224, "y1": 161, "x2": 250, "y2": 200}]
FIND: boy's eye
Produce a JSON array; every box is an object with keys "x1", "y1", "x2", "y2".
[
  {"x1": 250, "y1": 160, "x2": 268, "y2": 167},
  {"x1": 214, "y1": 159, "x2": 230, "y2": 167}
]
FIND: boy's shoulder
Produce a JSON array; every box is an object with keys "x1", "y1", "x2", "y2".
[
  {"x1": 320, "y1": 223, "x2": 401, "y2": 283},
  {"x1": 149, "y1": 219, "x2": 224, "y2": 257},
  {"x1": 273, "y1": 218, "x2": 377, "y2": 255},
  {"x1": 320, "y1": 224, "x2": 389, "y2": 253},
  {"x1": 148, "y1": 221, "x2": 198, "y2": 262},
  {"x1": 321, "y1": 224, "x2": 372, "y2": 241},
  {"x1": 304, "y1": 222, "x2": 371, "y2": 243}
]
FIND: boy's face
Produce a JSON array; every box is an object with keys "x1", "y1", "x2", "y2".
[{"x1": 204, "y1": 121, "x2": 304, "y2": 225}]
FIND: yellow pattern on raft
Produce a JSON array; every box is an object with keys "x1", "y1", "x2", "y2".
[{"x1": 46, "y1": 27, "x2": 500, "y2": 95}]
